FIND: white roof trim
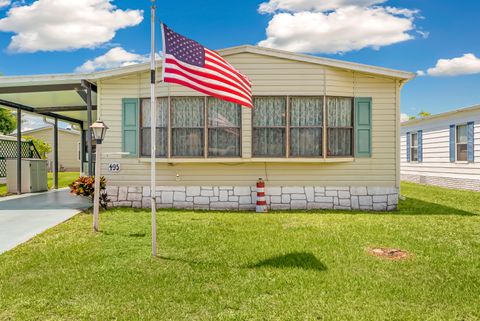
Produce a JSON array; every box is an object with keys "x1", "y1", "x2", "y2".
[
  {"x1": 401, "y1": 104, "x2": 480, "y2": 126},
  {"x1": 219, "y1": 45, "x2": 415, "y2": 80},
  {"x1": 0, "y1": 45, "x2": 415, "y2": 86},
  {"x1": 18, "y1": 126, "x2": 80, "y2": 135}
]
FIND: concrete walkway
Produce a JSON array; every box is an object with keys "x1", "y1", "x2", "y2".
[{"x1": 0, "y1": 189, "x2": 91, "y2": 254}]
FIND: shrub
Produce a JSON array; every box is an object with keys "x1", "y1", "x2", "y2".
[{"x1": 69, "y1": 176, "x2": 109, "y2": 210}]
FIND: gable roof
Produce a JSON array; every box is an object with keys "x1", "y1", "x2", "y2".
[
  {"x1": 14, "y1": 126, "x2": 80, "y2": 136},
  {"x1": 0, "y1": 45, "x2": 415, "y2": 87},
  {"x1": 401, "y1": 104, "x2": 480, "y2": 126}
]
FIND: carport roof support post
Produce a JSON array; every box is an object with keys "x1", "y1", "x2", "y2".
[{"x1": 16, "y1": 108, "x2": 21, "y2": 195}]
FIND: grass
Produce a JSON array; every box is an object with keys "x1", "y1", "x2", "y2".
[
  {"x1": 0, "y1": 182, "x2": 479, "y2": 320},
  {"x1": 0, "y1": 171, "x2": 79, "y2": 196}
]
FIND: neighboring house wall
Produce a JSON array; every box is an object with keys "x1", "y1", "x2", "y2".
[
  {"x1": 22, "y1": 128, "x2": 81, "y2": 172},
  {"x1": 401, "y1": 108, "x2": 480, "y2": 191},
  {"x1": 98, "y1": 51, "x2": 405, "y2": 210}
]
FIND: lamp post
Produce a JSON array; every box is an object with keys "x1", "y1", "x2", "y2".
[{"x1": 90, "y1": 120, "x2": 108, "y2": 232}]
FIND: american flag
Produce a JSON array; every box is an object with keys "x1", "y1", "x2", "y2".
[{"x1": 161, "y1": 23, "x2": 253, "y2": 108}]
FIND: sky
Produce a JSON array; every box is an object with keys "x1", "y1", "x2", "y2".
[{"x1": 0, "y1": 0, "x2": 480, "y2": 125}]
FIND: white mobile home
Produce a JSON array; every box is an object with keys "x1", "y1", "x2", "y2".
[
  {"x1": 0, "y1": 45, "x2": 414, "y2": 210},
  {"x1": 401, "y1": 105, "x2": 479, "y2": 191}
]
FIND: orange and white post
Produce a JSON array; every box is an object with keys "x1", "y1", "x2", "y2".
[{"x1": 256, "y1": 178, "x2": 268, "y2": 213}]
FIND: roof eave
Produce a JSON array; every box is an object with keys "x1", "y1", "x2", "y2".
[
  {"x1": 218, "y1": 45, "x2": 415, "y2": 80},
  {"x1": 401, "y1": 104, "x2": 480, "y2": 126}
]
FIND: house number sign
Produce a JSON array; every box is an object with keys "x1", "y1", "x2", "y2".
[{"x1": 108, "y1": 162, "x2": 121, "y2": 173}]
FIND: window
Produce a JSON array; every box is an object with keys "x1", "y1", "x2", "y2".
[
  {"x1": 327, "y1": 97, "x2": 353, "y2": 156},
  {"x1": 171, "y1": 97, "x2": 205, "y2": 157},
  {"x1": 410, "y1": 132, "x2": 418, "y2": 162},
  {"x1": 456, "y1": 124, "x2": 468, "y2": 161},
  {"x1": 289, "y1": 97, "x2": 323, "y2": 157},
  {"x1": 140, "y1": 98, "x2": 168, "y2": 157},
  {"x1": 208, "y1": 98, "x2": 241, "y2": 157},
  {"x1": 252, "y1": 97, "x2": 286, "y2": 157}
]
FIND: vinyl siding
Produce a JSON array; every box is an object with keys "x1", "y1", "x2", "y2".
[
  {"x1": 401, "y1": 110, "x2": 480, "y2": 180},
  {"x1": 98, "y1": 52, "x2": 400, "y2": 187},
  {"x1": 23, "y1": 128, "x2": 81, "y2": 172}
]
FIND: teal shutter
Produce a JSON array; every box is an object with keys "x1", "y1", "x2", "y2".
[
  {"x1": 355, "y1": 97, "x2": 372, "y2": 157},
  {"x1": 467, "y1": 121, "x2": 474, "y2": 162},
  {"x1": 406, "y1": 132, "x2": 411, "y2": 162},
  {"x1": 122, "y1": 98, "x2": 139, "y2": 157},
  {"x1": 418, "y1": 130, "x2": 423, "y2": 162}
]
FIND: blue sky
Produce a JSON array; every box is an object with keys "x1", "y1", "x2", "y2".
[{"x1": 0, "y1": 0, "x2": 479, "y2": 119}]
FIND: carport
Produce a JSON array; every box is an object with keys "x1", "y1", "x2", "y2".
[{"x1": 0, "y1": 75, "x2": 98, "y2": 194}]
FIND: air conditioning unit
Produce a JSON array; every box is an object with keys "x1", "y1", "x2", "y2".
[{"x1": 6, "y1": 159, "x2": 48, "y2": 193}]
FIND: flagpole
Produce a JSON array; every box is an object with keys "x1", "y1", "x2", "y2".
[{"x1": 150, "y1": 0, "x2": 157, "y2": 257}]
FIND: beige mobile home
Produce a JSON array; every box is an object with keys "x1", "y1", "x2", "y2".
[
  {"x1": 15, "y1": 126, "x2": 81, "y2": 172},
  {"x1": 0, "y1": 45, "x2": 414, "y2": 210}
]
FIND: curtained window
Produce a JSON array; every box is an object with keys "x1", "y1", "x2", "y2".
[
  {"x1": 252, "y1": 97, "x2": 286, "y2": 157},
  {"x1": 171, "y1": 97, "x2": 205, "y2": 157},
  {"x1": 289, "y1": 97, "x2": 323, "y2": 157},
  {"x1": 140, "y1": 98, "x2": 168, "y2": 157},
  {"x1": 327, "y1": 97, "x2": 353, "y2": 156},
  {"x1": 207, "y1": 98, "x2": 241, "y2": 157}
]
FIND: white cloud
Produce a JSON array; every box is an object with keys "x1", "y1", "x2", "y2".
[
  {"x1": 258, "y1": 6, "x2": 416, "y2": 54},
  {"x1": 258, "y1": 0, "x2": 386, "y2": 13},
  {"x1": 0, "y1": 0, "x2": 10, "y2": 9},
  {"x1": 423, "y1": 53, "x2": 480, "y2": 77},
  {"x1": 400, "y1": 113, "x2": 410, "y2": 122},
  {"x1": 384, "y1": 6, "x2": 419, "y2": 18},
  {"x1": 416, "y1": 70, "x2": 425, "y2": 76},
  {"x1": 75, "y1": 47, "x2": 151, "y2": 73},
  {"x1": 0, "y1": 0, "x2": 143, "y2": 52}
]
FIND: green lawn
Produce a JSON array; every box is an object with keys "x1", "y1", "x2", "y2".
[
  {"x1": 0, "y1": 182, "x2": 479, "y2": 320},
  {"x1": 0, "y1": 172, "x2": 79, "y2": 196}
]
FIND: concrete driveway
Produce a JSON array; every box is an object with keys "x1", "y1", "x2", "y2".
[{"x1": 0, "y1": 189, "x2": 91, "y2": 254}]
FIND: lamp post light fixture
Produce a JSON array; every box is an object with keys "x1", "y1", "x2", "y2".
[{"x1": 90, "y1": 120, "x2": 108, "y2": 232}]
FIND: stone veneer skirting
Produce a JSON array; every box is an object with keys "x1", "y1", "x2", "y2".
[
  {"x1": 402, "y1": 174, "x2": 480, "y2": 192},
  {"x1": 106, "y1": 185, "x2": 399, "y2": 211}
]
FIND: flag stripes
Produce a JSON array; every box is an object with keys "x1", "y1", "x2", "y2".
[{"x1": 162, "y1": 24, "x2": 253, "y2": 108}]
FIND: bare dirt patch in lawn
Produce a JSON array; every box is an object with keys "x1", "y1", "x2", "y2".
[{"x1": 368, "y1": 247, "x2": 409, "y2": 260}]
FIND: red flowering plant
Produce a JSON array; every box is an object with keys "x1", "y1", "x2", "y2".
[{"x1": 69, "y1": 176, "x2": 110, "y2": 210}]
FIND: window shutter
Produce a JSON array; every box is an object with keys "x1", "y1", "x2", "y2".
[
  {"x1": 449, "y1": 124, "x2": 455, "y2": 162},
  {"x1": 406, "y1": 132, "x2": 411, "y2": 162},
  {"x1": 122, "y1": 98, "x2": 139, "y2": 157},
  {"x1": 418, "y1": 130, "x2": 423, "y2": 162},
  {"x1": 354, "y1": 97, "x2": 372, "y2": 157},
  {"x1": 467, "y1": 121, "x2": 474, "y2": 162}
]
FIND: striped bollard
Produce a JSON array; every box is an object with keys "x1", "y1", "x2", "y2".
[{"x1": 256, "y1": 178, "x2": 268, "y2": 213}]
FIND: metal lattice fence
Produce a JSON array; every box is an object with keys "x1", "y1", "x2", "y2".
[{"x1": 0, "y1": 139, "x2": 41, "y2": 177}]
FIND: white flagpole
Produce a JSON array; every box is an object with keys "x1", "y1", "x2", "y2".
[{"x1": 150, "y1": 0, "x2": 157, "y2": 257}]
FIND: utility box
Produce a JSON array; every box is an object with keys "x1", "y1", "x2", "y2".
[{"x1": 6, "y1": 159, "x2": 48, "y2": 193}]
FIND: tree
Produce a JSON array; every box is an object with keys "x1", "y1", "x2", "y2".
[
  {"x1": 409, "y1": 115, "x2": 416, "y2": 120},
  {"x1": 23, "y1": 135, "x2": 52, "y2": 159},
  {"x1": 417, "y1": 111, "x2": 431, "y2": 118},
  {"x1": 0, "y1": 108, "x2": 17, "y2": 135}
]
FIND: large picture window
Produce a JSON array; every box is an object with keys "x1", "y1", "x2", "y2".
[
  {"x1": 289, "y1": 97, "x2": 323, "y2": 157},
  {"x1": 171, "y1": 97, "x2": 205, "y2": 157},
  {"x1": 252, "y1": 97, "x2": 286, "y2": 157},
  {"x1": 327, "y1": 97, "x2": 353, "y2": 157},
  {"x1": 208, "y1": 98, "x2": 241, "y2": 157},
  {"x1": 140, "y1": 98, "x2": 168, "y2": 157}
]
